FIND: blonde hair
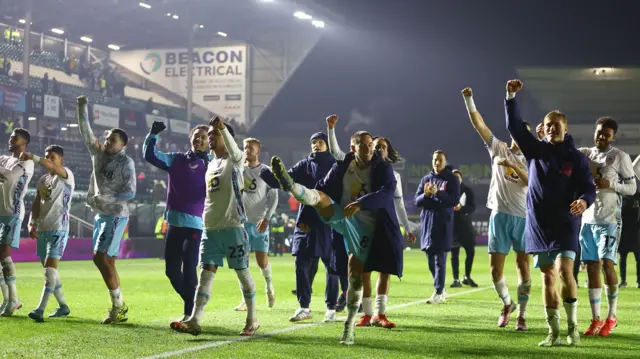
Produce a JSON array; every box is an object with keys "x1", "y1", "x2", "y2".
[
  {"x1": 243, "y1": 137, "x2": 262, "y2": 149},
  {"x1": 544, "y1": 110, "x2": 568, "y2": 124}
]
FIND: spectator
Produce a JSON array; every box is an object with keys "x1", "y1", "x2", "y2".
[
  {"x1": 42, "y1": 73, "x2": 49, "y2": 92},
  {"x1": 52, "y1": 77, "x2": 60, "y2": 95},
  {"x1": 2, "y1": 58, "x2": 10, "y2": 76}
]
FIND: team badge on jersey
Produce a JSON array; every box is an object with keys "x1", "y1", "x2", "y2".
[{"x1": 606, "y1": 155, "x2": 615, "y2": 166}]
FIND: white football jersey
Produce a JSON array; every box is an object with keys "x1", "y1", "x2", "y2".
[
  {"x1": 0, "y1": 156, "x2": 34, "y2": 220},
  {"x1": 203, "y1": 154, "x2": 246, "y2": 230},
  {"x1": 342, "y1": 161, "x2": 376, "y2": 228},
  {"x1": 579, "y1": 146, "x2": 636, "y2": 224},
  {"x1": 36, "y1": 168, "x2": 75, "y2": 231},
  {"x1": 485, "y1": 137, "x2": 528, "y2": 218},
  {"x1": 243, "y1": 163, "x2": 277, "y2": 224}
]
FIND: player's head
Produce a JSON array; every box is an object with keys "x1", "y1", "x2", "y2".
[
  {"x1": 510, "y1": 121, "x2": 531, "y2": 150},
  {"x1": 44, "y1": 145, "x2": 64, "y2": 168},
  {"x1": 373, "y1": 136, "x2": 400, "y2": 163},
  {"x1": 593, "y1": 116, "x2": 617, "y2": 150},
  {"x1": 243, "y1": 137, "x2": 261, "y2": 162},
  {"x1": 432, "y1": 150, "x2": 447, "y2": 173},
  {"x1": 452, "y1": 169, "x2": 463, "y2": 183},
  {"x1": 190, "y1": 125, "x2": 209, "y2": 152},
  {"x1": 9, "y1": 128, "x2": 30, "y2": 153},
  {"x1": 208, "y1": 118, "x2": 235, "y2": 153},
  {"x1": 350, "y1": 131, "x2": 374, "y2": 163},
  {"x1": 310, "y1": 132, "x2": 328, "y2": 153},
  {"x1": 542, "y1": 110, "x2": 568, "y2": 144},
  {"x1": 104, "y1": 128, "x2": 128, "y2": 154}
]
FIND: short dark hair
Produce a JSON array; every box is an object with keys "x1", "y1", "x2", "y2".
[
  {"x1": 596, "y1": 116, "x2": 618, "y2": 134},
  {"x1": 190, "y1": 124, "x2": 209, "y2": 138},
  {"x1": 110, "y1": 128, "x2": 128, "y2": 145},
  {"x1": 350, "y1": 131, "x2": 372, "y2": 145},
  {"x1": 13, "y1": 128, "x2": 30, "y2": 144},
  {"x1": 44, "y1": 145, "x2": 64, "y2": 157},
  {"x1": 373, "y1": 136, "x2": 400, "y2": 163},
  {"x1": 433, "y1": 149, "x2": 447, "y2": 159}
]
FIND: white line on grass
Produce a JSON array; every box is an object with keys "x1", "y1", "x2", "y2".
[{"x1": 139, "y1": 286, "x2": 492, "y2": 359}]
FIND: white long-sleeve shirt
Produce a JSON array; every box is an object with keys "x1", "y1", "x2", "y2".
[
  {"x1": 0, "y1": 156, "x2": 34, "y2": 220},
  {"x1": 243, "y1": 163, "x2": 278, "y2": 224},
  {"x1": 580, "y1": 146, "x2": 636, "y2": 224}
]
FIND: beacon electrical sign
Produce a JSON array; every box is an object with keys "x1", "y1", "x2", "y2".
[{"x1": 111, "y1": 46, "x2": 247, "y2": 125}]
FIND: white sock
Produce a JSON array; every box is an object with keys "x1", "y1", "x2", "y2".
[
  {"x1": 588, "y1": 287, "x2": 602, "y2": 319},
  {"x1": 109, "y1": 287, "x2": 124, "y2": 307},
  {"x1": 374, "y1": 295, "x2": 387, "y2": 316},
  {"x1": 493, "y1": 277, "x2": 511, "y2": 305},
  {"x1": 236, "y1": 268, "x2": 257, "y2": 325},
  {"x1": 346, "y1": 277, "x2": 363, "y2": 326},
  {"x1": 53, "y1": 271, "x2": 67, "y2": 307},
  {"x1": 517, "y1": 280, "x2": 531, "y2": 318},
  {"x1": 606, "y1": 285, "x2": 618, "y2": 319},
  {"x1": 563, "y1": 300, "x2": 578, "y2": 327},
  {"x1": 291, "y1": 184, "x2": 320, "y2": 206},
  {"x1": 1, "y1": 257, "x2": 18, "y2": 302},
  {"x1": 545, "y1": 307, "x2": 561, "y2": 335},
  {"x1": 361, "y1": 297, "x2": 373, "y2": 316},
  {"x1": 192, "y1": 269, "x2": 215, "y2": 323},
  {"x1": 260, "y1": 264, "x2": 274, "y2": 293},
  {"x1": 0, "y1": 277, "x2": 7, "y2": 303},
  {"x1": 37, "y1": 267, "x2": 57, "y2": 311}
]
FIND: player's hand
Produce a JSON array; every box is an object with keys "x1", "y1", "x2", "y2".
[
  {"x1": 496, "y1": 156, "x2": 514, "y2": 168},
  {"x1": 424, "y1": 183, "x2": 436, "y2": 195},
  {"x1": 536, "y1": 123, "x2": 545, "y2": 139},
  {"x1": 29, "y1": 224, "x2": 38, "y2": 239},
  {"x1": 210, "y1": 116, "x2": 225, "y2": 130},
  {"x1": 407, "y1": 232, "x2": 416, "y2": 244},
  {"x1": 454, "y1": 204, "x2": 462, "y2": 212},
  {"x1": 506, "y1": 79, "x2": 523, "y2": 93},
  {"x1": 19, "y1": 152, "x2": 33, "y2": 161},
  {"x1": 297, "y1": 223, "x2": 311, "y2": 233},
  {"x1": 77, "y1": 95, "x2": 88, "y2": 106},
  {"x1": 326, "y1": 114, "x2": 339, "y2": 129},
  {"x1": 570, "y1": 199, "x2": 588, "y2": 216},
  {"x1": 461, "y1": 87, "x2": 473, "y2": 97},
  {"x1": 150, "y1": 121, "x2": 166, "y2": 135},
  {"x1": 428, "y1": 183, "x2": 438, "y2": 195},
  {"x1": 257, "y1": 218, "x2": 269, "y2": 233},
  {"x1": 595, "y1": 178, "x2": 611, "y2": 189},
  {"x1": 344, "y1": 201, "x2": 361, "y2": 218}
]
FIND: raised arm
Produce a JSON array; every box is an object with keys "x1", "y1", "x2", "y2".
[
  {"x1": 462, "y1": 88, "x2": 493, "y2": 144},
  {"x1": 357, "y1": 162, "x2": 397, "y2": 210},
  {"x1": 76, "y1": 96, "x2": 103, "y2": 154},
  {"x1": 20, "y1": 152, "x2": 68, "y2": 179},
  {"x1": 504, "y1": 80, "x2": 543, "y2": 159},
  {"x1": 143, "y1": 133, "x2": 177, "y2": 171},
  {"x1": 327, "y1": 114, "x2": 346, "y2": 161},
  {"x1": 612, "y1": 153, "x2": 637, "y2": 196}
]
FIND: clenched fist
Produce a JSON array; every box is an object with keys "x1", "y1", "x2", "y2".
[
  {"x1": 210, "y1": 116, "x2": 225, "y2": 130},
  {"x1": 461, "y1": 88, "x2": 473, "y2": 97},
  {"x1": 326, "y1": 114, "x2": 339, "y2": 129},
  {"x1": 506, "y1": 79, "x2": 523, "y2": 93}
]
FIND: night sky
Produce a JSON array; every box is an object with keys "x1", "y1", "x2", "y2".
[{"x1": 255, "y1": 0, "x2": 639, "y2": 166}]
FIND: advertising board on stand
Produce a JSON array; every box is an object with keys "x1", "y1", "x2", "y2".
[{"x1": 91, "y1": 104, "x2": 120, "y2": 128}]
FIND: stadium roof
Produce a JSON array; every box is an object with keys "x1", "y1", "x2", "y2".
[
  {"x1": 516, "y1": 67, "x2": 640, "y2": 123},
  {"x1": 3, "y1": 0, "x2": 344, "y2": 50}
]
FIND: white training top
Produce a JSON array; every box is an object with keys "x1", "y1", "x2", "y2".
[
  {"x1": 579, "y1": 146, "x2": 636, "y2": 225},
  {"x1": 0, "y1": 156, "x2": 34, "y2": 220},
  {"x1": 203, "y1": 128, "x2": 246, "y2": 231},
  {"x1": 36, "y1": 168, "x2": 75, "y2": 232},
  {"x1": 243, "y1": 163, "x2": 278, "y2": 224},
  {"x1": 485, "y1": 136, "x2": 528, "y2": 218},
  {"x1": 342, "y1": 161, "x2": 376, "y2": 229},
  {"x1": 393, "y1": 171, "x2": 416, "y2": 234}
]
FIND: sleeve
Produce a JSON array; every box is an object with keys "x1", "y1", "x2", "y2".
[
  {"x1": 413, "y1": 177, "x2": 429, "y2": 208},
  {"x1": 62, "y1": 168, "x2": 75, "y2": 188},
  {"x1": 457, "y1": 186, "x2": 476, "y2": 215},
  {"x1": 259, "y1": 166, "x2": 281, "y2": 189},
  {"x1": 505, "y1": 96, "x2": 543, "y2": 159},
  {"x1": 574, "y1": 154, "x2": 596, "y2": 208},
  {"x1": 77, "y1": 102, "x2": 100, "y2": 155},
  {"x1": 431, "y1": 175, "x2": 461, "y2": 208},
  {"x1": 328, "y1": 128, "x2": 346, "y2": 161},
  {"x1": 634, "y1": 154, "x2": 640, "y2": 179},
  {"x1": 0, "y1": 160, "x2": 33, "y2": 182},
  {"x1": 357, "y1": 164, "x2": 396, "y2": 211},
  {"x1": 486, "y1": 136, "x2": 506, "y2": 158},
  {"x1": 220, "y1": 127, "x2": 243, "y2": 164},
  {"x1": 392, "y1": 172, "x2": 412, "y2": 232},
  {"x1": 113, "y1": 159, "x2": 136, "y2": 201},
  {"x1": 143, "y1": 134, "x2": 178, "y2": 171},
  {"x1": 265, "y1": 188, "x2": 279, "y2": 220},
  {"x1": 287, "y1": 160, "x2": 306, "y2": 183},
  {"x1": 612, "y1": 153, "x2": 637, "y2": 196}
]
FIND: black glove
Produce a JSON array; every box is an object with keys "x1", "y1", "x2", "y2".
[{"x1": 150, "y1": 121, "x2": 166, "y2": 135}]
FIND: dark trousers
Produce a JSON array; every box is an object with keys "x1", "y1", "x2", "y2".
[
  {"x1": 451, "y1": 244, "x2": 475, "y2": 280},
  {"x1": 295, "y1": 255, "x2": 339, "y2": 309},
  {"x1": 427, "y1": 251, "x2": 448, "y2": 294},
  {"x1": 619, "y1": 250, "x2": 640, "y2": 283},
  {"x1": 164, "y1": 225, "x2": 202, "y2": 316}
]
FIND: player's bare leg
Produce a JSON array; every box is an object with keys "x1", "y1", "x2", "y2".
[
  {"x1": 515, "y1": 251, "x2": 531, "y2": 331},
  {"x1": 584, "y1": 260, "x2": 604, "y2": 335},
  {"x1": 490, "y1": 253, "x2": 515, "y2": 327},
  {"x1": 29, "y1": 257, "x2": 69, "y2": 322},
  {"x1": 538, "y1": 264, "x2": 561, "y2": 347},
  {"x1": 0, "y1": 245, "x2": 21, "y2": 317},
  {"x1": 93, "y1": 253, "x2": 127, "y2": 324},
  {"x1": 171, "y1": 264, "x2": 218, "y2": 336},
  {"x1": 341, "y1": 255, "x2": 364, "y2": 345}
]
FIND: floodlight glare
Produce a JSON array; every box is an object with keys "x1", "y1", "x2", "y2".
[
  {"x1": 139, "y1": 2, "x2": 151, "y2": 9},
  {"x1": 51, "y1": 28, "x2": 64, "y2": 35},
  {"x1": 312, "y1": 20, "x2": 325, "y2": 28},
  {"x1": 80, "y1": 36, "x2": 93, "y2": 43},
  {"x1": 108, "y1": 44, "x2": 121, "y2": 51},
  {"x1": 294, "y1": 11, "x2": 312, "y2": 20},
  {"x1": 217, "y1": 31, "x2": 228, "y2": 37}
]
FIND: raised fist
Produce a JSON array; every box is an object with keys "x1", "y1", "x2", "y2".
[
  {"x1": 536, "y1": 123, "x2": 544, "y2": 139},
  {"x1": 150, "y1": 121, "x2": 166, "y2": 135},
  {"x1": 77, "y1": 95, "x2": 88, "y2": 106},
  {"x1": 326, "y1": 114, "x2": 339, "y2": 129},
  {"x1": 210, "y1": 116, "x2": 225, "y2": 130},
  {"x1": 506, "y1": 79, "x2": 523, "y2": 93},
  {"x1": 461, "y1": 88, "x2": 473, "y2": 97}
]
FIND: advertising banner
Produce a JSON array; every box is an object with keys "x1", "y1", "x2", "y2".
[
  {"x1": 120, "y1": 109, "x2": 147, "y2": 135},
  {"x1": 92, "y1": 103, "x2": 119, "y2": 128},
  {"x1": 44, "y1": 94, "x2": 60, "y2": 118},
  {"x1": 111, "y1": 46, "x2": 247, "y2": 125},
  {"x1": 60, "y1": 98, "x2": 77, "y2": 120},
  {"x1": 1, "y1": 86, "x2": 26, "y2": 112},
  {"x1": 26, "y1": 90, "x2": 44, "y2": 115},
  {"x1": 169, "y1": 118, "x2": 190, "y2": 135},
  {"x1": 145, "y1": 113, "x2": 168, "y2": 129},
  {"x1": 12, "y1": 238, "x2": 164, "y2": 262}
]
